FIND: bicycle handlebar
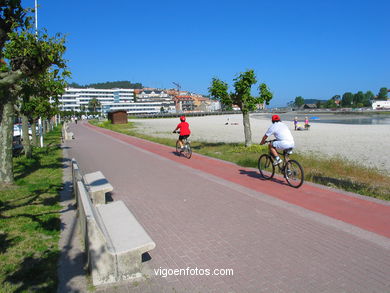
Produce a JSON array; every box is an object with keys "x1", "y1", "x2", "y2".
[{"x1": 264, "y1": 140, "x2": 275, "y2": 144}]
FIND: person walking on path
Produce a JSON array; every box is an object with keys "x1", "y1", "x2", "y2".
[{"x1": 294, "y1": 116, "x2": 298, "y2": 130}]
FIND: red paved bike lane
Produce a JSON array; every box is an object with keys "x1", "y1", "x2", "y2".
[{"x1": 86, "y1": 123, "x2": 390, "y2": 239}]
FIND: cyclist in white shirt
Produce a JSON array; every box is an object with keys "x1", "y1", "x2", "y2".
[{"x1": 260, "y1": 115, "x2": 295, "y2": 165}]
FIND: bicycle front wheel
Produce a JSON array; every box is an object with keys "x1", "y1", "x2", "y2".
[
  {"x1": 258, "y1": 154, "x2": 275, "y2": 179},
  {"x1": 183, "y1": 144, "x2": 192, "y2": 159},
  {"x1": 176, "y1": 141, "x2": 181, "y2": 153},
  {"x1": 284, "y1": 159, "x2": 304, "y2": 188}
]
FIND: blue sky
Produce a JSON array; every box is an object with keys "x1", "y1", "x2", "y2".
[{"x1": 24, "y1": 0, "x2": 390, "y2": 106}]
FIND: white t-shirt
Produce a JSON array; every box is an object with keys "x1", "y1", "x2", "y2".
[{"x1": 265, "y1": 122, "x2": 294, "y2": 143}]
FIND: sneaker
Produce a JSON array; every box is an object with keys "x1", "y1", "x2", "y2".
[{"x1": 273, "y1": 158, "x2": 283, "y2": 165}]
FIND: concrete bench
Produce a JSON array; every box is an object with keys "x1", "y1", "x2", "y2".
[
  {"x1": 71, "y1": 159, "x2": 82, "y2": 199},
  {"x1": 76, "y1": 180, "x2": 156, "y2": 286},
  {"x1": 83, "y1": 171, "x2": 113, "y2": 205},
  {"x1": 62, "y1": 122, "x2": 74, "y2": 140},
  {"x1": 67, "y1": 132, "x2": 74, "y2": 140}
]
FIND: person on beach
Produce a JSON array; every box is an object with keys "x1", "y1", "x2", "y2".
[
  {"x1": 304, "y1": 117, "x2": 309, "y2": 129},
  {"x1": 173, "y1": 116, "x2": 191, "y2": 151},
  {"x1": 294, "y1": 117, "x2": 298, "y2": 130},
  {"x1": 260, "y1": 115, "x2": 295, "y2": 165}
]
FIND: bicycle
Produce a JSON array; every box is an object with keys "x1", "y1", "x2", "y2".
[
  {"x1": 174, "y1": 132, "x2": 192, "y2": 159},
  {"x1": 257, "y1": 141, "x2": 304, "y2": 188}
]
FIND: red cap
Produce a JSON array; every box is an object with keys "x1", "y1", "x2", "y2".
[{"x1": 272, "y1": 115, "x2": 281, "y2": 122}]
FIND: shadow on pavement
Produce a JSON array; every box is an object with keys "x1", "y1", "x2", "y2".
[{"x1": 239, "y1": 169, "x2": 289, "y2": 186}]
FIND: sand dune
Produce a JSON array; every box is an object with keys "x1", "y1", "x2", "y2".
[{"x1": 130, "y1": 114, "x2": 390, "y2": 174}]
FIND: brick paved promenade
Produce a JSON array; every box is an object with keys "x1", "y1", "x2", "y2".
[{"x1": 64, "y1": 121, "x2": 390, "y2": 293}]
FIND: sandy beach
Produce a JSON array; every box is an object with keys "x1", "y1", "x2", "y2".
[{"x1": 130, "y1": 114, "x2": 390, "y2": 174}]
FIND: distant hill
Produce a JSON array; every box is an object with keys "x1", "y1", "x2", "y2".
[
  {"x1": 303, "y1": 99, "x2": 327, "y2": 104},
  {"x1": 68, "y1": 81, "x2": 143, "y2": 89}
]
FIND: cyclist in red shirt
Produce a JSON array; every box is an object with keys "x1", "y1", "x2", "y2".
[{"x1": 173, "y1": 116, "x2": 191, "y2": 151}]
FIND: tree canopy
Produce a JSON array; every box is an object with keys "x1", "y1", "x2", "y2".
[
  {"x1": 377, "y1": 87, "x2": 388, "y2": 100},
  {"x1": 0, "y1": 0, "x2": 69, "y2": 184},
  {"x1": 88, "y1": 98, "x2": 101, "y2": 113},
  {"x1": 294, "y1": 96, "x2": 305, "y2": 108},
  {"x1": 288, "y1": 87, "x2": 385, "y2": 109},
  {"x1": 209, "y1": 69, "x2": 273, "y2": 146}
]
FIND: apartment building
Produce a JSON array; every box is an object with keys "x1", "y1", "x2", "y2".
[
  {"x1": 59, "y1": 88, "x2": 134, "y2": 111},
  {"x1": 58, "y1": 87, "x2": 175, "y2": 114}
]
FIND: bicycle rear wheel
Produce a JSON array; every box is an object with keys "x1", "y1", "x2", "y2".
[
  {"x1": 258, "y1": 154, "x2": 275, "y2": 179},
  {"x1": 183, "y1": 144, "x2": 192, "y2": 159},
  {"x1": 284, "y1": 159, "x2": 304, "y2": 188}
]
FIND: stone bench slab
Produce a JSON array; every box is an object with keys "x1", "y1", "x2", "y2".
[
  {"x1": 76, "y1": 180, "x2": 155, "y2": 286},
  {"x1": 83, "y1": 171, "x2": 113, "y2": 204},
  {"x1": 96, "y1": 201, "x2": 156, "y2": 254}
]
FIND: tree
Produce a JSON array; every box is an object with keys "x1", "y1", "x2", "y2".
[
  {"x1": 18, "y1": 68, "x2": 68, "y2": 157},
  {"x1": 341, "y1": 92, "x2": 354, "y2": 107},
  {"x1": 209, "y1": 70, "x2": 273, "y2": 146},
  {"x1": 294, "y1": 96, "x2": 305, "y2": 108},
  {"x1": 88, "y1": 98, "x2": 101, "y2": 114},
  {"x1": 324, "y1": 99, "x2": 337, "y2": 108},
  {"x1": 209, "y1": 78, "x2": 231, "y2": 111},
  {"x1": 363, "y1": 91, "x2": 374, "y2": 107},
  {"x1": 364, "y1": 91, "x2": 375, "y2": 101},
  {"x1": 353, "y1": 91, "x2": 365, "y2": 106},
  {"x1": 0, "y1": 1, "x2": 68, "y2": 184},
  {"x1": 377, "y1": 87, "x2": 388, "y2": 100},
  {"x1": 331, "y1": 95, "x2": 341, "y2": 102}
]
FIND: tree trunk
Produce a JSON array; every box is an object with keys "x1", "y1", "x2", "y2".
[
  {"x1": 0, "y1": 101, "x2": 15, "y2": 184},
  {"x1": 242, "y1": 111, "x2": 252, "y2": 147},
  {"x1": 21, "y1": 115, "x2": 32, "y2": 158},
  {"x1": 43, "y1": 119, "x2": 47, "y2": 134},
  {"x1": 31, "y1": 121, "x2": 37, "y2": 146}
]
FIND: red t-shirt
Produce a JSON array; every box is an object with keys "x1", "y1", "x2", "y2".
[{"x1": 176, "y1": 122, "x2": 191, "y2": 136}]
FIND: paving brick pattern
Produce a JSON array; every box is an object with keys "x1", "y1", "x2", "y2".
[{"x1": 66, "y1": 122, "x2": 390, "y2": 293}]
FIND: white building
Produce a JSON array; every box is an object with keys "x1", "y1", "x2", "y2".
[
  {"x1": 137, "y1": 89, "x2": 170, "y2": 102},
  {"x1": 209, "y1": 100, "x2": 222, "y2": 111},
  {"x1": 58, "y1": 88, "x2": 135, "y2": 112},
  {"x1": 372, "y1": 100, "x2": 390, "y2": 110},
  {"x1": 57, "y1": 87, "x2": 175, "y2": 114}
]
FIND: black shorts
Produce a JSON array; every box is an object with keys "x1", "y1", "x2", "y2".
[{"x1": 179, "y1": 135, "x2": 190, "y2": 140}]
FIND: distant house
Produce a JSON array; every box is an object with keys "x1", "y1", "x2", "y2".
[
  {"x1": 372, "y1": 100, "x2": 390, "y2": 110},
  {"x1": 137, "y1": 89, "x2": 170, "y2": 101},
  {"x1": 302, "y1": 104, "x2": 317, "y2": 109}
]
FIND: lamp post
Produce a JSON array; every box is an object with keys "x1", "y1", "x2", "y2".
[
  {"x1": 34, "y1": 0, "x2": 44, "y2": 147},
  {"x1": 35, "y1": 0, "x2": 38, "y2": 32}
]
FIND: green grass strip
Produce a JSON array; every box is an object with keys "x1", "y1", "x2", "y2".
[
  {"x1": 92, "y1": 120, "x2": 390, "y2": 201},
  {"x1": 0, "y1": 127, "x2": 63, "y2": 292}
]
